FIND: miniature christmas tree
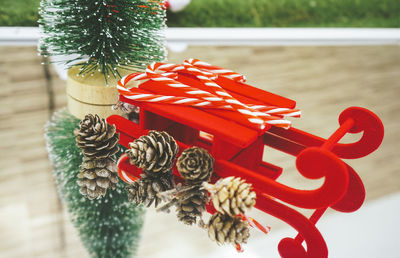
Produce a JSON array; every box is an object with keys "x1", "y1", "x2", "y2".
[
  {"x1": 46, "y1": 110, "x2": 144, "y2": 258},
  {"x1": 39, "y1": 0, "x2": 166, "y2": 80}
]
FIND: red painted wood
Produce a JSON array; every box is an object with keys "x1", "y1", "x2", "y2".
[
  {"x1": 211, "y1": 137, "x2": 243, "y2": 160},
  {"x1": 164, "y1": 122, "x2": 199, "y2": 146},
  {"x1": 107, "y1": 115, "x2": 147, "y2": 143},
  {"x1": 256, "y1": 194, "x2": 328, "y2": 258},
  {"x1": 231, "y1": 135, "x2": 264, "y2": 170},
  {"x1": 257, "y1": 161, "x2": 282, "y2": 180},
  {"x1": 330, "y1": 164, "x2": 365, "y2": 212},
  {"x1": 215, "y1": 75, "x2": 296, "y2": 108},
  {"x1": 267, "y1": 107, "x2": 384, "y2": 159},
  {"x1": 176, "y1": 72, "x2": 296, "y2": 109},
  {"x1": 136, "y1": 79, "x2": 268, "y2": 133},
  {"x1": 120, "y1": 95, "x2": 258, "y2": 148}
]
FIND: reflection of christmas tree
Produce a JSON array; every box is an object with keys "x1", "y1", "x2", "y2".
[
  {"x1": 40, "y1": 0, "x2": 167, "y2": 257},
  {"x1": 46, "y1": 110, "x2": 144, "y2": 258},
  {"x1": 39, "y1": 0, "x2": 166, "y2": 80}
]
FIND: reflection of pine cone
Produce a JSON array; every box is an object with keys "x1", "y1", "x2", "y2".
[
  {"x1": 77, "y1": 157, "x2": 118, "y2": 200},
  {"x1": 176, "y1": 185, "x2": 207, "y2": 225},
  {"x1": 75, "y1": 114, "x2": 119, "y2": 159},
  {"x1": 203, "y1": 177, "x2": 256, "y2": 216},
  {"x1": 208, "y1": 213, "x2": 250, "y2": 245},
  {"x1": 126, "y1": 170, "x2": 174, "y2": 207},
  {"x1": 177, "y1": 147, "x2": 214, "y2": 184},
  {"x1": 126, "y1": 131, "x2": 178, "y2": 173}
]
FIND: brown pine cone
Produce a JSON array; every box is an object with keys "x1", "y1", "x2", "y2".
[
  {"x1": 126, "y1": 170, "x2": 174, "y2": 207},
  {"x1": 176, "y1": 185, "x2": 207, "y2": 225},
  {"x1": 203, "y1": 177, "x2": 256, "y2": 216},
  {"x1": 75, "y1": 114, "x2": 119, "y2": 159},
  {"x1": 77, "y1": 157, "x2": 119, "y2": 200},
  {"x1": 177, "y1": 147, "x2": 214, "y2": 184},
  {"x1": 208, "y1": 213, "x2": 250, "y2": 245},
  {"x1": 126, "y1": 130, "x2": 179, "y2": 173}
]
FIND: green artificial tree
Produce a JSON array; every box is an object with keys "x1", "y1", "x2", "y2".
[
  {"x1": 39, "y1": 0, "x2": 166, "y2": 80},
  {"x1": 46, "y1": 110, "x2": 144, "y2": 258},
  {"x1": 40, "y1": 0, "x2": 167, "y2": 257}
]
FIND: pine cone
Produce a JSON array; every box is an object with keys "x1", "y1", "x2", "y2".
[
  {"x1": 208, "y1": 213, "x2": 250, "y2": 245},
  {"x1": 126, "y1": 130, "x2": 179, "y2": 173},
  {"x1": 176, "y1": 185, "x2": 207, "y2": 225},
  {"x1": 203, "y1": 177, "x2": 256, "y2": 216},
  {"x1": 126, "y1": 170, "x2": 174, "y2": 207},
  {"x1": 177, "y1": 147, "x2": 214, "y2": 184},
  {"x1": 77, "y1": 157, "x2": 119, "y2": 200},
  {"x1": 75, "y1": 114, "x2": 119, "y2": 159}
]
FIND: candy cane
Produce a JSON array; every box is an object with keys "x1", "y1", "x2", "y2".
[
  {"x1": 117, "y1": 154, "x2": 138, "y2": 184},
  {"x1": 235, "y1": 243, "x2": 244, "y2": 253},
  {"x1": 187, "y1": 58, "x2": 246, "y2": 82},
  {"x1": 117, "y1": 71, "x2": 229, "y2": 108},
  {"x1": 153, "y1": 63, "x2": 270, "y2": 129},
  {"x1": 246, "y1": 104, "x2": 301, "y2": 118},
  {"x1": 183, "y1": 59, "x2": 301, "y2": 118},
  {"x1": 118, "y1": 78, "x2": 300, "y2": 117},
  {"x1": 128, "y1": 63, "x2": 272, "y2": 130},
  {"x1": 120, "y1": 63, "x2": 300, "y2": 118},
  {"x1": 151, "y1": 62, "x2": 300, "y2": 119},
  {"x1": 153, "y1": 62, "x2": 293, "y2": 128},
  {"x1": 118, "y1": 62, "x2": 299, "y2": 128},
  {"x1": 118, "y1": 88, "x2": 233, "y2": 109},
  {"x1": 182, "y1": 61, "x2": 291, "y2": 128},
  {"x1": 118, "y1": 71, "x2": 276, "y2": 131},
  {"x1": 237, "y1": 214, "x2": 271, "y2": 235}
]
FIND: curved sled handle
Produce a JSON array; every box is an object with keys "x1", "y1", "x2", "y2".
[
  {"x1": 332, "y1": 106, "x2": 384, "y2": 159},
  {"x1": 330, "y1": 163, "x2": 365, "y2": 212},
  {"x1": 216, "y1": 147, "x2": 349, "y2": 209},
  {"x1": 255, "y1": 193, "x2": 328, "y2": 258},
  {"x1": 266, "y1": 107, "x2": 384, "y2": 159}
]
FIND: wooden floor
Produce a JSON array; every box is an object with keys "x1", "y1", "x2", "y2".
[{"x1": 0, "y1": 45, "x2": 399, "y2": 257}]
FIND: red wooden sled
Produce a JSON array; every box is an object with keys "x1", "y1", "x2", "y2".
[{"x1": 107, "y1": 71, "x2": 384, "y2": 258}]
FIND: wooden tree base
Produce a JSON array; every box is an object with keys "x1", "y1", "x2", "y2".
[{"x1": 66, "y1": 66, "x2": 127, "y2": 119}]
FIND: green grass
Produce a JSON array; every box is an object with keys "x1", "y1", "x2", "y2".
[
  {"x1": 0, "y1": 0, "x2": 40, "y2": 26},
  {"x1": 1, "y1": 0, "x2": 399, "y2": 27},
  {"x1": 167, "y1": 0, "x2": 400, "y2": 27}
]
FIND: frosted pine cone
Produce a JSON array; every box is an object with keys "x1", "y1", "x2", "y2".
[
  {"x1": 126, "y1": 170, "x2": 174, "y2": 207},
  {"x1": 203, "y1": 177, "x2": 256, "y2": 216},
  {"x1": 177, "y1": 147, "x2": 214, "y2": 184},
  {"x1": 176, "y1": 185, "x2": 207, "y2": 225},
  {"x1": 77, "y1": 157, "x2": 119, "y2": 200},
  {"x1": 75, "y1": 114, "x2": 119, "y2": 159},
  {"x1": 207, "y1": 213, "x2": 250, "y2": 245},
  {"x1": 126, "y1": 130, "x2": 179, "y2": 173}
]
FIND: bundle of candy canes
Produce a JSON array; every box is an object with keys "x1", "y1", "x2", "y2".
[{"x1": 116, "y1": 59, "x2": 300, "y2": 130}]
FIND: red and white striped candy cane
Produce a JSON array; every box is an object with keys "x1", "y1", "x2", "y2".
[
  {"x1": 237, "y1": 214, "x2": 271, "y2": 235},
  {"x1": 150, "y1": 61, "x2": 293, "y2": 128},
  {"x1": 117, "y1": 73, "x2": 300, "y2": 117},
  {"x1": 187, "y1": 58, "x2": 246, "y2": 82},
  {"x1": 246, "y1": 104, "x2": 301, "y2": 118},
  {"x1": 182, "y1": 61, "x2": 292, "y2": 128},
  {"x1": 117, "y1": 154, "x2": 139, "y2": 184},
  {"x1": 117, "y1": 68, "x2": 232, "y2": 109},
  {"x1": 118, "y1": 62, "x2": 298, "y2": 128},
  {"x1": 151, "y1": 62, "x2": 269, "y2": 129},
  {"x1": 152, "y1": 62, "x2": 300, "y2": 119},
  {"x1": 146, "y1": 63, "x2": 277, "y2": 129},
  {"x1": 118, "y1": 86, "x2": 232, "y2": 109},
  {"x1": 184, "y1": 59, "x2": 301, "y2": 118}
]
